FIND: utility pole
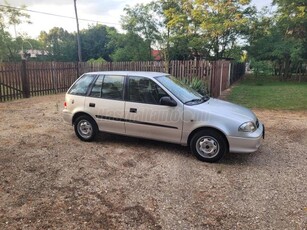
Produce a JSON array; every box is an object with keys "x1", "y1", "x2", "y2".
[{"x1": 74, "y1": 0, "x2": 82, "y2": 62}]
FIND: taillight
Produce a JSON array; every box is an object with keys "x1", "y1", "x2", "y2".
[{"x1": 64, "y1": 101, "x2": 67, "y2": 108}]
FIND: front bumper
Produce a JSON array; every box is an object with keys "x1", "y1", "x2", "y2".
[{"x1": 228, "y1": 123, "x2": 265, "y2": 153}]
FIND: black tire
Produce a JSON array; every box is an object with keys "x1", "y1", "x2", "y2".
[
  {"x1": 190, "y1": 129, "x2": 228, "y2": 163},
  {"x1": 74, "y1": 115, "x2": 98, "y2": 142}
]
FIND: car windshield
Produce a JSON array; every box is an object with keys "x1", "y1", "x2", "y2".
[{"x1": 156, "y1": 75, "x2": 209, "y2": 105}]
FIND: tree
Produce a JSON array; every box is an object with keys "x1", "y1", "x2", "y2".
[
  {"x1": 162, "y1": 0, "x2": 254, "y2": 60},
  {"x1": 247, "y1": 1, "x2": 307, "y2": 80},
  {"x1": 273, "y1": 0, "x2": 307, "y2": 39},
  {"x1": 111, "y1": 32, "x2": 150, "y2": 61},
  {"x1": 273, "y1": 0, "x2": 307, "y2": 79},
  {"x1": 121, "y1": 3, "x2": 161, "y2": 60},
  {"x1": 39, "y1": 27, "x2": 77, "y2": 61},
  {"x1": 0, "y1": 2, "x2": 31, "y2": 61},
  {"x1": 80, "y1": 25, "x2": 117, "y2": 62}
]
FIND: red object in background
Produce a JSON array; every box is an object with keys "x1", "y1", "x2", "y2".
[{"x1": 151, "y1": 50, "x2": 162, "y2": 61}]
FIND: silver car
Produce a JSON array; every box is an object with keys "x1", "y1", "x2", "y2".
[{"x1": 63, "y1": 71, "x2": 264, "y2": 162}]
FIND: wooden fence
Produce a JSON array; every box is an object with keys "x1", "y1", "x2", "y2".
[{"x1": 0, "y1": 60, "x2": 244, "y2": 102}]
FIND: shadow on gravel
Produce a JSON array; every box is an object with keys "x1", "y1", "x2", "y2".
[
  {"x1": 96, "y1": 132, "x2": 192, "y2": 158},
  {"x1": 220, "y1": 152, "x2": 255, "y2": 165},
  {"x1": 220, "y1": 145, "x2": 271, "y2": 166},
  {"x1": 69, "y1": 131, "x2": 267, "y2": 164}
]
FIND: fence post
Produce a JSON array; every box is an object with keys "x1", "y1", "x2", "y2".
[
  {"x1": 51, "y1": 62, "x2": 58, "y2": 93},
  {"x1": 209, "y1": 61, "x2": 216, "y2": 97},
  {"x1": 227, "y1": 62, "x2": 231, "y2": 88},
  {"x1": 0, "y1": 65, "x2": 2, "y2": 101},
  {"x1": 208, "y1": 62, "x2": 212, "y2": 96},
  {"x1": 21, "y1": 60, "x2": 30, "y2": 98},
  {"x1": 219, "y1": 61, "x2": 223, "y2": 97},
  {"x1": 76, "y1": 62, "x2": 80, "y2": 79}
]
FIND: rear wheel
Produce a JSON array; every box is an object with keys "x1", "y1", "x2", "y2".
[
  {"x1": 190, "y1": 129, "x2": 228, "y2": 163},
  {"x1": 74, "y1": 115, "x2": 98, "y2": 141}
]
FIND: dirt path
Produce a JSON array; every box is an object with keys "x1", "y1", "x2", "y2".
[{"x1": 0, "y1": 94, "x2": 306, "y2": 229}]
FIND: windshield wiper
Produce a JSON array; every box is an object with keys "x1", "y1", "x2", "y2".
[
  {"x1": 184, "y1": 96, "x2": 210, "y2": 105},
  {"x1": 202, "y1": 95, "x2": 210, "y2": 101}
]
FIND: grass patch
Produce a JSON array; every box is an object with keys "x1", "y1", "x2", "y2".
[{"x1": 227, "y1": 75, "x2": 307, "y2": 110}]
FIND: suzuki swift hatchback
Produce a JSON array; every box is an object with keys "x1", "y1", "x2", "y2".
[{"x1": 63, "y1": 71, "x2": 264, "y2": 162}]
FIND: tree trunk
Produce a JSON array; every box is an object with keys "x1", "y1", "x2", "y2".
[
  {"x1": 283, "y1": 55, "x2": 291, "y2": 80},
  {"x1": 295, "y1": 63, "x2": 302, "y2": 82}
]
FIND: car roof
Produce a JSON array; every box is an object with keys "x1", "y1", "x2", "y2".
[{"x1": 85, "y1": 71, "x2": 169, "y2": 79}]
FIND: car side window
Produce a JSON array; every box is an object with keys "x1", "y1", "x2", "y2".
[
  {"x1": 128, "y1": 76, "x2": 168, "y2": 104},
  {"x1": 89, "y1": 75, "x2": 124, "y2": 100},
  {"x1": 100, "y1": 75, "x2": 124, "y2": 100},
  {"x1": 89, "y1": 75, "x2": 104, "y2": 97},
  {"x1": 69, "y1": 74, "x2": 95, "y2": 95}
]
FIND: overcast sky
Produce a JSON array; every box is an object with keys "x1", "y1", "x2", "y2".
[{"x1": 2, "y1": 0, "x2": 273, "y2": 39}]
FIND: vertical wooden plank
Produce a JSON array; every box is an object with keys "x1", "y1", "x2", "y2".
[
  {"x1": 227, "y1": 62, "x2": 231, "y2": 88},
  {"x1": 48, "y1": 62, "x2": 53, "y2": 94},
  {"x1": 6, "y1": 64, "x2": 10, "y2": 100},
  {"x1": 15, "y1": 62, "x2": 20, "y2": 99},
  {"x1": 0, "y1": 65, "x2": 3, "y2": 102},
  {"x1": 31, "y1": 62, "x2": 36, "y2": 96},
  {"x1": 37, "y1": 62, "x2": 42, "y2": 95},
  {"x1": 21, "y1": 60, "x2": 30, "y2": 98},
  {"x1": 30, "y1": 62, "x2": 34, "y2": 96},
  {"x1": 52, "y1": 61, "x2": 58, "y2": 93},
  {"x1": 220, "y1": 62, "x2": 223, "y2": 95},
  {"x1": 8, "y1": 63, "x2": 12, "y2": 100},
  {"x1": 9, "y1": 63, "x2": 15, "y2": 100},
  {"x1": 17, "y1": 63, "x2": 21, "y2": 99}
]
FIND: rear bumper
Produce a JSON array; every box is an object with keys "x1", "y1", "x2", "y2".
[
  {"x1": 62, "y1": 109, "x2": 73, "y2": 125},
  {"x1": 228, "y1": 123, "x2": 265, "y2": 153}
]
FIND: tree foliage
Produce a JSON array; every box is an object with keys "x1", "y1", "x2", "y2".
[
  {"x1": 39, "y1": 27, "x2": 77, "y2": 61},
  {"x1": 1, "y1": 0, "x2": 306, "y2": 82},
  {"x1": 0, "y1": 2, "x2": 31, "y2": 61},
  {"x1": 80, "y1": 25, "x2": 117, "y2": 62},
  {"x1": 161, "y1": 0, "x2": 254, "y2": 60},
  {"x1": 248, "y1": 1, "x2": 307, "y2": 80},
  {"x1": 111, "y1": 32, "x2": 150, "y2": 61},
  {"x1": 121, "y1": 3, "x2": 161, "y2": 60}
]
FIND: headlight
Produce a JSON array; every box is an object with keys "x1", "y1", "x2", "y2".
[{"x1": 239, "y1": 121, "x2": 256, "y2": 132}]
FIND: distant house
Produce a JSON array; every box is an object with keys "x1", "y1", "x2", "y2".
[
  {"x1": 151, "y1": 50, "x2": 163, "y2": 61},
  {"x1": 18, "y1": 49, "x2": 49, "y2": 59}
]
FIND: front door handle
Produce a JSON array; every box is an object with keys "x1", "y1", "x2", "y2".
[
  {"x1": 89, "y1": 103, "x2": 95, "y2": 107},
  {"x1": 130, "y1": 108, "x2": 137, "y2": 113}
]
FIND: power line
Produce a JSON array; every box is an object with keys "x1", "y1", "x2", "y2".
[{"x1": 0, "y1": 4, "x2": 120, "y2": 26}]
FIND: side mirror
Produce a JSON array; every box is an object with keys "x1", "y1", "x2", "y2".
[{"x1": 159, "y1": 96, "x2": 177, "y2": 107}]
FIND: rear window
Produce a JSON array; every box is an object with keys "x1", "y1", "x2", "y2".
[{"x1": 68, "y1": 74, "x2": 95, "y2": 95}]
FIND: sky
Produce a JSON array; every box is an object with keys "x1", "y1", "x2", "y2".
[{"x1": 2, "y1": 0, "x2": 273, "y2": 39}]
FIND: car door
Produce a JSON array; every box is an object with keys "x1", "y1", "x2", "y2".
[
  {"x1": 84, "y1": 74, "x2": 126, "y2": 134},
  {"x1": 124, "y1": 76, "x2": 183, "y2": 144}
]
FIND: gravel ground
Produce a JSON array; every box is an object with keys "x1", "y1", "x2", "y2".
[{"x1": 0, "y1": 94, "x2": 306, "y2": 230}]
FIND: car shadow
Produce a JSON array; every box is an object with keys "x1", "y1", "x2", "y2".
[
  {"x1": 96, "y1": 132, "x2": 192, "y2": 159},
  {"x1": 95, "y1": 132, "x2": 265, "y2": 165},
  {"x1": 219, "y1": 146, "x2": 270, "y2": 166},
  {"x1": 219, "y1": 152, "x2": 255, "y2": 165}
]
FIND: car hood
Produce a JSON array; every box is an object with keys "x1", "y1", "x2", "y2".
[{"x1": 191, "y1": 98, "x2": 257, "y2": 122}]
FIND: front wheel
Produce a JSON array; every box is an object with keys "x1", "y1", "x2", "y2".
[
  {"x1": 190, "y1": 129, "x2": 228, "y2": 163},
  {"x1": 74, "y1": 115, "x2": 98, "y2": 142}
]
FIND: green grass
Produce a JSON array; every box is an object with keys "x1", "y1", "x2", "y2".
[{"x1": 227, "y1": 75, "x2": 307, "y2": 110}]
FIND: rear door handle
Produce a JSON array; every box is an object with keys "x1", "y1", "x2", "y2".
[
  {"x1": 130, "y1": 108, "x2": 137, "y2": 113},
  {"x1": 89, "y1": 103, "x2": 95, "y2": 107}
]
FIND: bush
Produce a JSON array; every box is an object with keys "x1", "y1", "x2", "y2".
[
  {"x1": 250, "y1": 60, "x2": 273, "y2": 76},
  {"x1": 87, "y1": 57, "x2": 107, "y2": 64},
  {"x1": 182, "y1": 77, "x2": 208, "y2": 95}
]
